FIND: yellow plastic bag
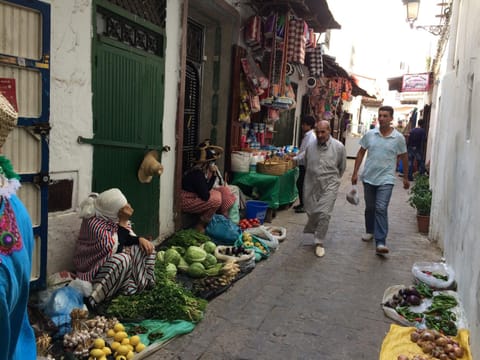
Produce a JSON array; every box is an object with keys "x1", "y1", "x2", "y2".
[{"x1": 379, "y1": 324, "x2": 472, "y2": 360}]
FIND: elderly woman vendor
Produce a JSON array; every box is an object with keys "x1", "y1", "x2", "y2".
[{"x1": 73, "y1": 188, "x2": 156, "y2": 308}]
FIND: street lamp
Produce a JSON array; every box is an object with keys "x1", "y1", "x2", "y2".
[
  {"x1": 403, "y1": 0, "x2": 420, "y2": 28},
  {"x1": 402, "y1": 0, "x2": 451, "y2": 36}
]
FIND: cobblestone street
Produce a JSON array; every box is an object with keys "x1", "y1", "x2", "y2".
[{"x1": 149, "y1": 159, "x2": 443, "y2": 360}]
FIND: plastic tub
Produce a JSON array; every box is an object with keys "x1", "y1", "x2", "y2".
[{"x1": 245, "y1": 200, "x2": 269, "y2": 224}]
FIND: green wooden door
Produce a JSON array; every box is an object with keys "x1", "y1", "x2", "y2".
[{"x1": 92, "y1": 20, "x2": 164, "y2": 238}]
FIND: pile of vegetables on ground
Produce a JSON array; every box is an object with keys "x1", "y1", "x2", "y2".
[
  {"x1": 396, "y1": 328, "x2": 466, "y2": 360},
  {"x1": 105, "y1": 261, "x2": 207, "y2": 323},
  {"x1": 383, "y1": 282, "x2": 460, "y2": 336}
]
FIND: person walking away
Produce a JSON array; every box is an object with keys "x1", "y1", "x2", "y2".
[
  {"x1": 292, "y1": 115, "x2": 317, "y2": 213},
  {"x1": 407, "y1": 119, "x2": 427, "y2": 181},
  {"x1": 351, "y1": 105, "x2": 409, "y2": 255},
  {"x1": 302, "y1": 120, "x2": 346, "y2": 257},
  {"x1": 0, "y1": 93, "x2": 37, "y2": 359}
]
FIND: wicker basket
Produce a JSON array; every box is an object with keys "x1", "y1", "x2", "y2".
[{"x1": 256, "y1": 159, "x2": 287, "y2": 176}]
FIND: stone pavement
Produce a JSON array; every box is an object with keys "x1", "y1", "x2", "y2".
[{"x1": 148, "y1": 159, "x2": 443, "y2": 360}]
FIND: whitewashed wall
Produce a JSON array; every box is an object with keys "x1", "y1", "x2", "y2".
[
  {"x1": 429, "y1": 0, "x2": 480, "y2": 356},
  {"x1": 46, "y1": 0, "x2": 180, "y2": 274},
  {"x1": 47, "y1": 0, "x2": 94, "y2": 274}
]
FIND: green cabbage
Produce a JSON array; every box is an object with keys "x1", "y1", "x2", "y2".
[
  {"x1": 156, "y1": 250, "x2": 165, "y2": 263},
  {"x1": 177, "y1": 257, "x2": 189, "y2": 272},
  {"x1": 166, "y1": 263, "x2": 177, "y2": 279},
  {"x1": 187, "y1": 262, "x2": 206, "y2": 278},
  {"x1": 203, "y1": 241, "x2": 217, "y2": 254},
  {"x1": 185, "y1": 246, "x2": 207, "y2": 264},
  {"x1": 202, "y1": 253, "x2": 218, "y2": 269},
  {"x1": 164, "y1": 248, "x2": 182, "y2": 266}
]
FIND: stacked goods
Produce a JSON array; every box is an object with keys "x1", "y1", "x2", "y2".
[
  {"x1": 194, "y1": 261, "x2": 241, "y2": 294},
  {"x1": 62, "y1": 313, "x2": 119, "y2": 358},
  {"x1": 398, "y1": 328, "x2": 466, "y2": 359},
  {"x1": 286, "y1": 18, "x2": 307, "y2": 64},
  {"x1": 307, "y1": 46, "x2": 324, "y2": 77},
  {"x1": 244, "y1": 16, "x2": 262, "y2": 51}
]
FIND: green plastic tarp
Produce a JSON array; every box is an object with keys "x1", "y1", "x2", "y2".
[
  {"x1": 125, "y1": 319, "x2": 195, "y2": 346},
  {"x1": 232, "y1": 168, "x2": 299, "y2": 209}
]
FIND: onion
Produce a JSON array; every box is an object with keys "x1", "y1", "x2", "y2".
[
  {"x1": 421, "y1": 331, "x2": 435, "y2": 342},
  {"x1": 421, "y1": 341, "x2": 434, "y2": 354},
  {"x1": 435, "y1": 337, "x2": 448, "y2": 346},
  {"x1": 453, "y1": 346, "x2": 464, "y2": 358},
  {"x1": 410, "y1": 331, "x2": 420, "y2": 342}
]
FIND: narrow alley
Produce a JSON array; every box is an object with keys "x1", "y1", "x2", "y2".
[{"x1": 149, "y1": 159, "x2": 444, "y2": 360}]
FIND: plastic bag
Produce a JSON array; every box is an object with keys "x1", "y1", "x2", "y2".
[
  {"x1": 346, "y1": 185, "x2": 359, "y2": 205},
  {"x1": 39, "y1": 280, "x2": 88, "y2": 336},
  {"x1": 412, "y1": 261, "x2": 455, "y2": 289},
  {"x1": 244, "y1": 225, "x2": 279, "y2": 250},
  {"x1": 264, "y1": 226, "x2": 287, "y2": 242},
  {"x1": 228, "y1": 185, "x2": 241, "y2": 224},
  {"x1": 205, "y1": 214, "x2": 242, "y2": 245}
]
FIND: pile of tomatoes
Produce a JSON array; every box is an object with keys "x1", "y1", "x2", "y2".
[{"x1": 239, "y1": 217, "x2": 261, "y2": 230}]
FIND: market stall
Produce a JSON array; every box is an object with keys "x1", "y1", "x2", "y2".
[{"x1": 232, "y1": 167, "x2": 298, "y2": 209}]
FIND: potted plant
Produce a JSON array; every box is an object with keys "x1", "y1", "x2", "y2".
[{"x1": 408, "y1": 174, "x2": 432, "y2": 233}]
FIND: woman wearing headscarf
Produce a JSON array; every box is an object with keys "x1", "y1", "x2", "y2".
[
  {"x1": 181, "y1": 140, "x2": 236, "y2": 232},
  {"x1": 0, "y1": 93, "x2": 37, "y2": 359},
  {"x1": 73, "y1": 188, "x2": 156, "y2": 308}
]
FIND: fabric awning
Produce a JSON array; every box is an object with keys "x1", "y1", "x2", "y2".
[
  {"x1": 322, "y1": 55, "x2": 375, "y2": 98},
  {"x1": 248, "y1": 0, "x2": 341, "y2": 32}
]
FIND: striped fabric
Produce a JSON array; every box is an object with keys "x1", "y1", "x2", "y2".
[
  {"x1": 73, "y1": 216, "x2": 156, "y2": 303},
  {"x1": 91, "y1": 246, "x2": 156, "y2": 303},
  {"x1": 181, "y1": 186, "x2": 236, "y2": 223},
  {"x1": 73, "y1": 217, "x2": 118, "y2": 282}
]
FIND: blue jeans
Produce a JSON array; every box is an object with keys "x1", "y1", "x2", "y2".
[
  {"x1": 363, "y1": 182, "x2": 394, "y2": 247},
  {"x1": 408, "y1": 146, "x2": 425, "y2": 181}
]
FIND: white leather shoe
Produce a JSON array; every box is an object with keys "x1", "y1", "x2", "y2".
[
  {"x1": 361, "y1": 233, "x2": 373, "y2": 241},
  {"x1": 315, "y1": 245, "x2": 325, "y2": 257}
]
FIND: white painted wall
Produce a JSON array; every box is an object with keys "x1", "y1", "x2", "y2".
[
  {"x1": 46, "y1": 0, "x2": 181, "y2": 274},
  {"x1": 429, "y1": 0, "x2": 480, "y2": 355},
  {"x1": 159, "y1": 0, "x2": 182, "y2": 235},
  {"x1": 47, "y1": 0, "x2": 93, "y2": 274}
]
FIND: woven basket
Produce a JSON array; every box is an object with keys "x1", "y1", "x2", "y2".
[
  {"x1": 257, "y1": 159, "x2": 287, "y2": 176},
  {"x1": 0, "y1": 93, "x2": 18, "y2": 147}
]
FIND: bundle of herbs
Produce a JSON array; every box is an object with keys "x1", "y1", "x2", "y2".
[
  {"x1": 105, "y1": 262, "x2": 207, "y2": 323},
  {"x1": 166, "y1": 229, "x2": 211, "y2": 248}
]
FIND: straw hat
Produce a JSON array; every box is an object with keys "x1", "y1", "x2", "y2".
[
  {"x1": 194, "y1": 140, "x2": 224, "y2": 163},
  {"x1": 138, "y1": 150, "x2": 164, "y2": 183},
  {"x1": 0, "y1": 93, "x2": 18, "y2": 148}
]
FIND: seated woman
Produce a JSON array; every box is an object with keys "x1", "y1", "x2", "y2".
[
  {"x1": 181, "y1": 140, "x2": 236, "y2": 232},
  {"x1": 73, "y1": 188, "x2": 156, "y2": 309}
]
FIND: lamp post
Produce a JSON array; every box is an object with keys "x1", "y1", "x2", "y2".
[{"x1": 403, "y1": 0, "x2": 420, "y2": 28}]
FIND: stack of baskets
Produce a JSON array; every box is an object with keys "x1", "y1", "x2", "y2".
[{"x1": 256, "y1": 156, "x2": 293, "y2": 176}]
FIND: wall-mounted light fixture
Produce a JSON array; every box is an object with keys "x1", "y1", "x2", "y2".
[
  {"x1": 402, "y1": 0, "x2": 451, "y2": 36},
  {"x1": 403, "y1": 0, "x2": 420, "y2": 28}
]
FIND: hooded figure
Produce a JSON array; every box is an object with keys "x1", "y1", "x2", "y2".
[
  {"x1": 73, "y1": 188, "x2": 156, "y2": 309},
  {"x1": 0, "y1": 93, "x2": 37, "y2": 360},
  {"x1": 180, "y1": 140, "x2": 236, "y2": 232}
]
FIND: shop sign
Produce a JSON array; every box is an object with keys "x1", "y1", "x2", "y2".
[
  {"x1": 402, "y1": 73, "x2": 430, "y2": 92},
  {"x1": 0, "y1": 78, "x2": 18, "y2": 111}
]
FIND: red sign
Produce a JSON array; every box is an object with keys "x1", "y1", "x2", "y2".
[
  {"x1": 402, "y1": 73, "x2": 430, "y2": 92},
  {"x1": 0, "y1": 78, "x2": 18, "y2": 112}
]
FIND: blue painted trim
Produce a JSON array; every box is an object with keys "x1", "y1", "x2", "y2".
[{"x1": 5, "y1": 0, "x2": 51, "y2": 291}]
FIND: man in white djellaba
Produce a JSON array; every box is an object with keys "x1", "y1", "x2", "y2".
[{"x1": 302, "y1": 120, "x2": 346, "y2": 257}]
